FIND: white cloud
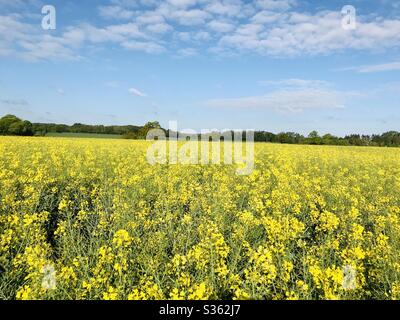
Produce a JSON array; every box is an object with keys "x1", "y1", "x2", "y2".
[
  {"x1": 62, "y1": 28, "x2": 86, "y2": 47},
  {"x1": 122, "y1": 40, "x2": 165, "y2": 53},
  {"x1": 238, "y1": 23, "x2": 265, "y2": 35},
  {"x1": 174, "y1": 30, "x2": 211, "y2": 42},
  {"x1": 205, "y1": 89, "x2": 346, "y2": 112},
  {"x1": 0, "y1": 15, "x2": 35, "y2": 42},
  {"x1": 259, "y1": 79, "x2": 331, "y2": 88},
  {"x1": 2, "y1": 1, "x2": 400, "y2": 61},
  {"x1": 98, "y1": 6, "x2": 135, "y2": 20},
  {"x1": 169, "y1": 9, "x2": 212, "y2": 25},
  {"x1": 204, "y1": 78, "x2": 349, "y2": 112},
  {"x1": 251, "y1": 10, "x2": 285, "y2": 24},
  {"x1": 205, "y1": 1, "x2": 242, "y2": 17},
  {"x1": 217, "y1": 11, "x2": 400, "y2": 56},
  {"x1": 146, "y1": 22, "x2": 173, "y2": 34},
  {"x1": 167, "y1": 0, "x2": 197, "y2": 8},
  {"x1": 208, "y1": 20, "x2": 236, "y2": 33},
  {"x1": 129, "y1": 87, "x2": 147, "y2": 97},
  {"x1": 176, "y1": 32, "x2": 191, "y2": 42},
  {"x1": 109, "y1": 0, "x2": 146, "y2": 8},
  {"x1": 194, "y1": 31, "x2": 211, "y2": 41},
  {"x1": 0, "y1": 14, "x2": 167, "y2": 61},
  {"x1": 136, "y1": 12, "x2": 165, "y2": 25},
  {"x1": 176, "y1": 47, "x2": 198, "y2": 57},
  {"x1": 104, "y1": 23, "x2": 147, "y2": 40},
  {"x1": 255, "y1": 0, "x2": 296, "y2": 11},
  {"x1": 17, "y1": 35, "x2": 79, "y2": 62},
  {"x1": 344, "y1": 61, "x2": 400, "y2": 73},
  {"x1": 0, "y1": 0, "x2": 41, "y2": 8}
]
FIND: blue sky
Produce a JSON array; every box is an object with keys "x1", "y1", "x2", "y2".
[{"x1": 0, "y1": 0, "x2": 399, "y2": 136}]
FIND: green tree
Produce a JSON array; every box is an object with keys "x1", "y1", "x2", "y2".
[
  {"x1": 0, "y1": 115, "x2": 33, "y2": 136},
  {"x1": 137, "y1": 121, "x2": 162, "y2": 139},
  {"x1": 307, "y1": 131, "x2": 322, "y2": 145},
  {"x1": 308, "y1": 131, "x2": 319, "y2": 139},
  {"x1": 8, "y1": 120, "x2": 33, "y2": 136}
]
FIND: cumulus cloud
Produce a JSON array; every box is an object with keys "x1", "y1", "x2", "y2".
[
  {"x1": 0, "y1": 0, "x2": 41, "y2": 8},
  {"x1": 169, "y1": 9, "x2": 212, "y2": 25},
  {"x1": 175, "y1": 30, "x2": 211, "y2": 42},
  {"x1": 255, "y1": 0, "x2": 296, "y2": 11},
  {"x1": 146, "y1": 22, "x2": 173, "y2": 34},
  {"x1": 0, "y1": 15, "x2": 35, "y2": 42},
  {"x1": 207, "y1": 20, "x2": 236, "y2": 33},
  {"x1": 217, "y1": 11, "x2": 400, "y2": 56},
  {"x1": 193, "y1": 31, "x2": 211, "y2": 41},
  {"x1": 205, "y1": 1, "x2": 243, "y2": 17},
  {"x1": 17, "y1": 35, "x2": 80, "y2": 62},
  {"x1": 0, "y1": 14, "x2": 166, "y2": 61},
  {"x1": 136, "y1": 12, "x2": 165, "y2": 25},
  {"x1": 98, "y1": 5, "x2": 136, "y2": 20},
  {"x1": 1, "y1": 1, "x2": 400, "y2": 61},
  {"x1": 167, "y1": 0, "x2": 197, "y2": 8},
  {"x1": 176, "y1": 32, "x2": 191, "y2": 42},
  {"x1": 251, "y1": 10, "x2": 285, "y2": 24},
  {"x1": 122, "y1": 40, "x2": 165, "y2": 53}
]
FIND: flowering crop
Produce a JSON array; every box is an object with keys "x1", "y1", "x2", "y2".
[{"x1": 1, "y1": 136, "x2": 400, "y2": 300}]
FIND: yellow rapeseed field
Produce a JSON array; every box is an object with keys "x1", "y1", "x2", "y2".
[{"x1": 1, "y1": 136, "x2": 400, "y2": 300}]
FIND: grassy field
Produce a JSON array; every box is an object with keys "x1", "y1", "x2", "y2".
[
  {"x1": 1, "y1": 136, "x2": 400, "y2": 300},
  {"x1": 45, "y1": 132, "x2": 122, "y2": 139}
]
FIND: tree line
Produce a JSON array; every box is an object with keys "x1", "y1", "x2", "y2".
[
  {"x1": 253, "y1": 130, "x2": 400, "y2": 147},
  {"x1": 1, "y1": 114, "x2": 400, "y2": 147},
  {"x1": 0, "y1": 115, "x2": 163, "y2": 140}
]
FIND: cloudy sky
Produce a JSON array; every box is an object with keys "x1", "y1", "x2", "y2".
[{"x1": 0, "y1": 0, "x2": 400, "y2": 135}]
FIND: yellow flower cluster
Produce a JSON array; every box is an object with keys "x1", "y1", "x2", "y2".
[{"x1": 1, "y1": 136, "x2": 400, "y2": 300}]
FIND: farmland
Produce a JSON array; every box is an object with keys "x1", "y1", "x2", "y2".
[
  {"x1": 45, "y1": 132, "x2": 122, "y2": 139},
  {"x1": 1, "y1": 136, "x2": 400, "y2": 300}
]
